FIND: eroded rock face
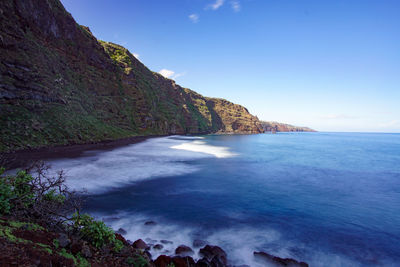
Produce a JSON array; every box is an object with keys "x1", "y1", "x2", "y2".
[
  {"x1": 0, "y1": 0, "x2": 263, "y2": 153},
  {"x1": 253, "y1": 251, "x2": 309, "y2": 267}
]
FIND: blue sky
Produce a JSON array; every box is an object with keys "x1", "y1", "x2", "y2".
[{"x1": 60, "y1": 0, "x2": 400, "y2": 132}]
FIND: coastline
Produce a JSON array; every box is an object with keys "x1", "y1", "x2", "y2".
[
  {"x1": 0, "y1": 132, "x2": 263, "y2": 169},
  {"x1": 0, "y1": 134, "x2": 165, "y2": 169}
]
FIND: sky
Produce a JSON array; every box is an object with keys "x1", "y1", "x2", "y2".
[{"x1": 60, "y1": 0, "x2": 400, "y2": 132}]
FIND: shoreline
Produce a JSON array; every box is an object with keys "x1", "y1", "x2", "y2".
[
  {"x1": 0, "y1": 132, "x2": 261, "y2": 169},
  {"x1": 0, "y1": 134, "x2": 168, "y2": 169}
]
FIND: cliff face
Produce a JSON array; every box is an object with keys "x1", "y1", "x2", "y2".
[
  {"x1": 0, "y1": 0, "x2": 263, "y2": 152},
  {"x1": 260, "y1": 121, "x2": 315, "y2": 132}
]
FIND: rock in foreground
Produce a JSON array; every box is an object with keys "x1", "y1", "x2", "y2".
[{"x1": 254, "y1": 251, "x2": 309, "y2": 267}]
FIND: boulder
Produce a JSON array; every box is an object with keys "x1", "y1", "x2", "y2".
[
  {"x1": 175, "y1": 245, "x2": 194, "y2": 256},
  {"x1": 132, "y1": 239, "x2": 149, "y2": 250},
  {"x1": 253, "y1": 251, "x2": 308, "y2": 267},
  {"x1": 199, "y1": 245, "x2": 227, "y2": 266},
  {"x1": 145, "y1": 221, "x2": 157, "y2": 226},
  {"x1": 115, "y1": 233, "x2": 130, "y2": 246},
  {"x1": 154, "y1": 255, "x2": 172, "y2": 267},
  {"x1": 154, "y1": 255, "x2": 195, "y2": 267},
  {"x1": 144, "y1": 250, "x2": 152, "y2": 260},
  {"x1": 195, "y1": 258, "x2": 211, "y2": 267},
  {"x1": 177, "y1": 245, "x2": 193, "y2": 255},
  {"x1": 161, "y1": 240, "x2": 173, "y2": 244},
  {"x1": 173, "y1": 256, "x2": 196, "y2": 267}
]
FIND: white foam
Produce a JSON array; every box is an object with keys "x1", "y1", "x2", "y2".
[
  {"x1": 171, "y1": 140, "x2": 237, "y2": 158},
  {"x1": 45, "y1": 136, "x2": 236, "y2": 193},
  {"x1": 95, "y1": 211, "x2": 360, "y2": 267},
  {"x1": 98, "y1": 213, "x2": 201, "y2": 260}
]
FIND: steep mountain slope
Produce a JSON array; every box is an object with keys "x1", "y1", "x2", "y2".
[
  {"x1": 260, "y1": 121, "x2": 316, "y2": 132},
  {"x1": 0, "y1": 0, "x2": 263, "y2": 152}
]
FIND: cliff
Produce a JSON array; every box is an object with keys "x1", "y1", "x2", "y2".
[
  {"x1": 260, "y1": 121, "x2": 316, "y2": 132},
  {"x1": 0, "y1": 0, "x2": 263, "y2": 152}
]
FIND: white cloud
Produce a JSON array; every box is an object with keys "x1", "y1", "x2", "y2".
[
  {"x1": 189, "y1": 14, "x2": 199, "y2": 23},
  {"x1": 159, "y1": 69, "x2": 175, "y2": 78},
  {"x1": 231, "y1": 0, "x2": 240, "y2": 12},
  {"x1": 207, "y1": 0, "x2": 225, "y2": 10},
  {"x1": 158, "y1": 69, "x2": 186, "y2": 80},
  {"x1": 133, "y1": 53, "x2": 140, "y2": 59}
]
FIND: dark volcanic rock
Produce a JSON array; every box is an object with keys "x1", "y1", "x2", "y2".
[
  {"x1": 154, "y1": 255, "x2": 172, "y2": 267},
  {"x1": 144, "y1": 250, "x2": 152, "y2": 260},
  {"x1": 175, "y1": 245, "x2": 194, "y2": 256},
  {"x1": 132, "y1": 239, "x2": 149, "y2": 250},
  {"x1": 115, "y1": 233, "x2": 130, "y2": 246},
  {"x1": 154, "y1": 255, "x2": 196, "y2": 267},
  {"x1": 253, "y1": 251, "x2": 308, "y2": 267},
  {"x1": 144, "y1": 221, "x2": 157, "y2": 226},
  {"x1": 161, "y1": 240, "x2": 173, "y2": 244},
  {"x1": 199, "y1": 245, "x2": 227, "y2": 266},
  {"x1": 196, "y1": 258, "x2": 211, "y2": 267}
]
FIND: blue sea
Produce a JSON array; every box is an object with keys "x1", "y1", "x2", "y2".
[{"x1": 45, "y1": 133, "x2": 400, "y2": 266}]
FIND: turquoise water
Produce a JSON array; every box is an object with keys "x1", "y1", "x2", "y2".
[{"x1": 48, "y1": 133, "x2": 400, "y2": 266}]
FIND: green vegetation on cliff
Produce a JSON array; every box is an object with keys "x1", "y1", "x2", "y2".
[{"x1": 0, "y1": 0, "x2": 263, "y2": 153}]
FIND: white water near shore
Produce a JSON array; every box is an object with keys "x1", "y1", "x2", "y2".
[
  {"x1": 171, "y1": 140, "x2": 237, "y2": 158},
  {"x1": 47, "y1": 136, "x2": 237, "y2": 193},
  {"x1": 95, "y1": 212, "x2": 359, "y2": 267}
]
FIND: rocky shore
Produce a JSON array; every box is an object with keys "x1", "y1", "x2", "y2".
[
  {"x1": 111, "y1": 222, "x2": 309, "y2": 267},
  {"x1": 0, "y1": 216, "x2": 308, "y2": 267}
]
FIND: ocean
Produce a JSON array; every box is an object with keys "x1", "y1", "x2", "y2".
[{"x1": 43, "y1": 133, "x2": 400, "y2": 266}]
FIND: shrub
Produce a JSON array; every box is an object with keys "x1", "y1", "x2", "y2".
[
  {"x1": 72, "y1": 212, "x2": 116, "y2": 249},
  {"x1": 0, "y1": 162, "x2": 80, "y2": 226},
  {"x1": 134, "y1": 256, "x2": 148, "y2": 267},
  {"x1": 0, "y1": 162, "x2": 132, "y2": 260},
  {"x1": 0, "y1": 168, "x2": 35, "y2": 214},
  {"x1": 0, "y1": 167, "x2": 13, "y2": 214}
]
